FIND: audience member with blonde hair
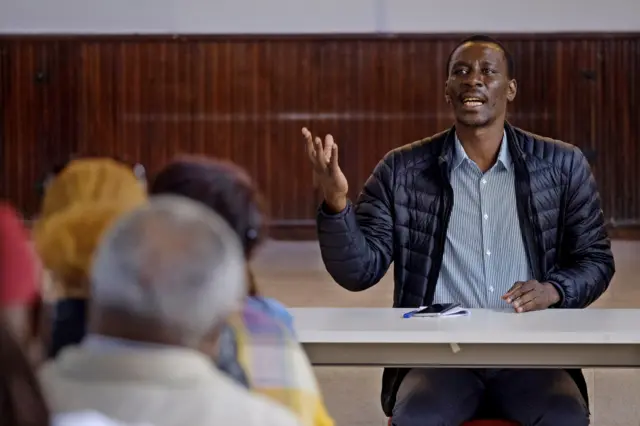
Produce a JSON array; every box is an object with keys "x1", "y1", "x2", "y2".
[
  {"x1": 39, "y1": 196, "x2": 301, "y2": 426},
  {"x1": 34, "y1": 158, "x2": 147, "y2": 357}
]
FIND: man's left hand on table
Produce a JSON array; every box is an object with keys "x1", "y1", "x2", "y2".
[{"x1": 502, "y1": 280, "x2": 560, "y2": 313}]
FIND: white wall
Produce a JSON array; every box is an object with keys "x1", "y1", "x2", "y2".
[
  {"x1": 384, "y1": 0, "x2": 640, "y2": 33},
  {"x1": 1, "y1": 0, "x2": 638, "y2": 34}
]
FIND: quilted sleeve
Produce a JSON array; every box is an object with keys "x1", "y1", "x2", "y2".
[
  {"x1": 545, "y1": 147, "x2": 615, "y2": 308},
  {"x1": 316, "y1": 155, "x2": 395, "y2": 292}
]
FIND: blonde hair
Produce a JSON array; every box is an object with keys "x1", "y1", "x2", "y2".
[{"x1": 34, "y1": 159, "x2": 147, "y2": 299}]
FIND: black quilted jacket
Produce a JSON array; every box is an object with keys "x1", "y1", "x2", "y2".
[{"x1": 316, "y1": 123, "x2": 615, "y2": 416}]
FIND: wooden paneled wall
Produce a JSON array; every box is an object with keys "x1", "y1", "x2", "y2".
[{"x1": 1, "y1": 34, "x2": 639, "y2": 238}]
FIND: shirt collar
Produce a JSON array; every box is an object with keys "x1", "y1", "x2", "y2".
[
  {"x1": 452, "y1": 132, "x2": 511, "y2": 172},
  {"x1": 83, "y1": 334, "x2": 176, "y2": 351},
  {"x1": 55, "y1": 339, "x2": 221, "y2": 385}
]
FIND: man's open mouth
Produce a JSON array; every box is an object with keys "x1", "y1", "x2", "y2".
[{"x1": 461, "y1": 97, "x2": 486, "y2": 107}]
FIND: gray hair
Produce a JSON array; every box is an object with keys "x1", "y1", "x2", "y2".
[{"x1": 90, "y1": 195, "x2": 247, "y2": 344}]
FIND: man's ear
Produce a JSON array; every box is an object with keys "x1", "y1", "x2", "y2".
[
  {"x1": 445, "y1": 81, "x2": 452, "y2": 104},
  {"x1": 507, "y1": 79, "x2": 517, "y2": 102}
]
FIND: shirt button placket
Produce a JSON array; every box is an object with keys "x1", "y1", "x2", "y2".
[{"x1": 480, "y1": 175, "x2": 492, "y2": 304}]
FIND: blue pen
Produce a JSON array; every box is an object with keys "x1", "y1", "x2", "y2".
[{"x1": 403, "y1": 309, "x2": 420, "y2": 319}]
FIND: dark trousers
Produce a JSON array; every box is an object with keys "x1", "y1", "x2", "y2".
[{"x1": 391, "y1": 368, "x2": 589, "y2": 426}]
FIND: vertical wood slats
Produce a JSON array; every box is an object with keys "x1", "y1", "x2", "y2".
[{"x1": 0, "y1": 35, "x2": 638, "y2": 230}]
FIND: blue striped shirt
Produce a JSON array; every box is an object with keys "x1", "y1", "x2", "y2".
[{"x1": 433, "y1": 133, "x2": 533, "y2": 309}]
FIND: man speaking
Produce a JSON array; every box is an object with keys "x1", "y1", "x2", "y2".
[{"x1": 302, "y1": 35, "x2": 614, "y2": 426}]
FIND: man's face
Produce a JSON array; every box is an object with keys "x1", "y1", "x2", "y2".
[{"x1": 445, "y1": 42, "x2": 517, "y2": 128}]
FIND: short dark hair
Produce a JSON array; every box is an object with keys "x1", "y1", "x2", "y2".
[
  {"x1": 446, "y1": 35, "x2": 515, "y2": 78},
  {"x1": 150, "y1": 156, "x2": 265, "y2": 296},
  {"x1": 150, "y1": 156, "x2": 265, "y2": 258}
]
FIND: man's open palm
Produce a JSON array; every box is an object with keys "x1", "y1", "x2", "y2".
[{"x1": 302, "y1": 127, "x2": 348, "y2": 197}]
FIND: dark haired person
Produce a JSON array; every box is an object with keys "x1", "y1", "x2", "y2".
[
  {"x1": 303, "y1": 35, "x2": 614, "y2": 425},
  {"x1": 150, "y1": 157, "x2": 333, "y2": 426},
  {"x1": 150, "y1": 157, "x2": 293, "y2": 331}
]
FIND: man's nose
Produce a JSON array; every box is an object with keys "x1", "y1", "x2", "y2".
[{"x1": 462, "y1": 69, "x2": 484, "y2": 87}]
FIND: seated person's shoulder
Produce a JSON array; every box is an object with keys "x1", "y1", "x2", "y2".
[
  {"x1": 382, "y1": 130, "x2": 450, "y2": 174},
  {"x1": 246, "y1": 296, "x2": 294, "y2": 333},
  {"x1": 230, "y1": 298, "x2": 293, "y2": 338},
  {"x1": 227, "y1": 300, "x2": 318, "y2": 386},
  {"x1": 513, "y1": 127, "x2": 585, "y2": 168}
]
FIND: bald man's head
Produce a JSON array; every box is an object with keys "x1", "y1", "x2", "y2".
[{"x1": 90, "y1": 195, "x2": 247, "y2": 346}]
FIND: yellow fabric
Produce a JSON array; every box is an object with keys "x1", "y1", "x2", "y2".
[
  {"x1": 258, "y1": 389, "x2": 334, "y2": 426},
  {"x1": 38, "y1": 158, "x2": 144, "y2": 221},
  {"x1": 228, "y1": 311, "x2": 334, "y2": 426},
  {"x1": 34, "y1": 158, "x2": 147, "y2": 299}
]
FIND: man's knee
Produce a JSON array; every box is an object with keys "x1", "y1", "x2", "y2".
[
  {"x1": 391, "y1": 411, "x2": 451, "y2": 426},
  {"x1": 392, "y1": 385, "x2": 454, "y2": 426},
  {"x1": 506, "y1": 393, "x2": 589, "y2": 426},
  {"x1": 493, "y1": 369, "x2": 589, "y2": 426},
  {"x1": 537, "y1": 395, "x2": 590, "y2": 426},
  {"x1": 391, "y1": 369, "x2": 481, "y2": 426}
]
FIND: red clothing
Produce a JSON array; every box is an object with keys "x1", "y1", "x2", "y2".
[{"x1": 0, "y1": 203, "x2": 38, "y2": 306}]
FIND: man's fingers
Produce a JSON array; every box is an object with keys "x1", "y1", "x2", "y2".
[
  {"x1": 502, "y1": 281, "x2": 524, "y2": 299},
  {"x1": 323, "y1": 134, "x2": 334, "y2": 163},
  {"x1": 302, "y1": 127, "x2": 316, "y2": 161},
  {"x1": 314, "y1": 137, "x2": 325, "y2": 165},
  {"x1": 302, "y1": 127, "x2": 313, "y2": 144},
  {"x1": 514, "y1": 291, "x2": 543, "y2": 313},
  {"x1": 330, "y1": 144, "x2": 339, "y2": 167},
  {"x1": 302, "y1": 128, "x2": 335, "y2": 173},
  {"x1": 512, "y1": 291, "x2": 538, "y2": 313},
  {"x1": 503, "y1": 280, "x2": 550, "y2": 312},
  {"x1": 505, "y1": 289, "x2": 524, "y2": 304},
  {"x1": 505, "y1": 282, "x2": 535, "y2": 304}
]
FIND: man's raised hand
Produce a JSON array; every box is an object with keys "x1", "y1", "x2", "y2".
[{"x1": 302, "y1": 127, "x2": 349, "y2": 212}]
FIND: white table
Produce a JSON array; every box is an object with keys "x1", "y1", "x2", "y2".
[{"x1": 290, "y1": 308, "x2": 640, "y2": 368}]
